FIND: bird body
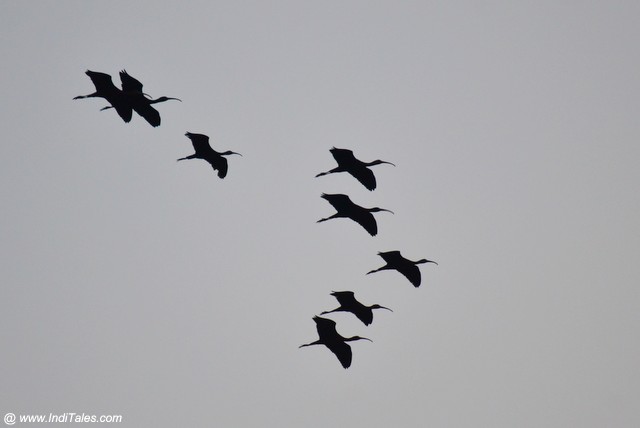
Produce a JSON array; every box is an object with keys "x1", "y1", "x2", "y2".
[
  {"x1": 317, "y1": 193, "x2": 393, "y2": 236},
  {"x1": 316, "y1": 147, "x2": 395, "y2": 191},
  {"x1": 321, "y1": 291, "x2": 392, "y2": 326},
  {"x1": 178, "y1": 132, "x2": 241, "y2": 178},
  {"x1": 367, "y1": 250, "x2": 437, "y2": 287},
  {"x1": 299, "y1": 316, "x2": 371, "y2": 368}
]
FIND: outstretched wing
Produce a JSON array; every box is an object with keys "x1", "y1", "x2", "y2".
[
  {"x1": 211, "y1": 156, "x2": 229, "y2": 179},
  {"x1": 330, "y1": 147, "x2": 355, "y2": 164},
  {"x1": 119, "y1": 70, "x2": 144, "y2": 93},
  {"x1": 351, "y1": 210, "x2": 377, "y2": 236},
  {"x1": 131, "y1": 103, "x2": 161, "y2": 127},
  {"x1": 326, "y1": 341, "x2": 353, "y2": 369},
  {"x1": 398, "y1": 264, "x2": 422, "y2": 287},
  {"x1": 85, "y1": 71, "x2": 132, "y2": 122},
  {"x1": 321, "y1": 193, "x2": 351, "y2": 212},
  {"x1": 185, "y1": 133, "x2": 212, "y2": 154},
  {"x1": 349, "y1": 166, "x2": 377, "y2": 191},
  {"x1": 378, "y1": 251, "x2": 403, "y2": 264},
  {"x1": 331, "y1": 291, "x2": 356, "y2": 307}
]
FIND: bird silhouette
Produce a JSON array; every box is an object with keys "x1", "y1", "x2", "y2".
[
  {"x1": 317, "y1": 193, "x2": 393, "y2": 236},
  {"x1": 178, "y1": 132, "x2": 241, "y2": 178},
  {"x1": 299, "y1": 316, "x2": 371, "y2": 369},
  {"x1": 320, "y1": 291, "x2": 392, "y2": 326},
  {"x1": 367, "y1": 250, "x2": 437, "y2": 287},
  {"x1": 99, "y1": 70, "x2": 181, "y2": 127},
  {"x1": 74, "y1": 70, "x2": 132, "y2": 123},
  {"x1": 316, "y1": 147, "x2": 395, "y2": 191}
]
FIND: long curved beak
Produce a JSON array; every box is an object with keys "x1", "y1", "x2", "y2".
[{"x1": 380, "y1": 306, "x2": 393, "y2": 312}]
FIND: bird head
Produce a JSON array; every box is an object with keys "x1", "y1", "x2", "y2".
[
  {"x1": 346, "y1": 335, "x2": 372, "y2": 343},
  {"x1": 369, "y1": 159, "x2": 396, "y2": 167},
  {"x1": 370, "y1": 207, "x2": 394, "y2": 215},
  {"x1": 221, "y1": 150, "x2": 242, "y2": 157},
  {"x1": 152, "y1": 96, "x2": 182, "y2": 103},
  {"x1": 371, "y1": 304, "x2": 393, "y2": 312},
  {"x1": 417, "y1": 259, "x2": 438, "y2": 265}
]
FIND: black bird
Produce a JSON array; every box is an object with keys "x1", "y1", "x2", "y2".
[
  {"x1": 178, "y1": 132, "x2": 241, "y2": 178},
  {"x1": 316, "y1": 147, "x2": 395, "y2": 191},
  {"x1": 317, "y1": 193, "x2": 393, "y2": 236},
  {"x1": 299, "y1": 316, "x2": 371, "y2": 369},
  {"x1": 100, "y1": 70, "x2": 181, "y2": 127},
  {"x1": 74, "y1": 70, "x2": 132, "y2": 123},
  {"x1": 320, "y1": 291, "x2": 392, "y2": 326},
  {"x1": 367, "y1": 250, "x2": 438, "y2": 287}
]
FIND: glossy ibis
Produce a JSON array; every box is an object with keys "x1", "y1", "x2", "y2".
[
  {"x1": 100, "y1": 70, "x2": 181, "y2": 127},
  {"x1": 367, "y1": 250, "x2": 437, "y2": 287},
  {"x1": 178, "y1": 132, "x2": 241, "y2": 178},
  {"x1": 73, "y1": 70, "x2": 132, "y2": 123},
  {"x1": 320, "y1": 291, "x2": 392, "y2": 326},
  {"x1": 317, "y1": 193, "x2": 393, "y2": 236},
  {"x1": 316, "y1": 147, "x2": 395, "y2": 190},
  {"x1": 299, "y1": 316, "x2": 371, "y2": 369}
]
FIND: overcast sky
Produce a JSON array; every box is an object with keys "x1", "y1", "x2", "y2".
[{"x1": 2, "y1": 1, "x2": 639, "y2": 427}]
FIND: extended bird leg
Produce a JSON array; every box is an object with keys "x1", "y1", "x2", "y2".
[
  {"x1": 366, "y1": 266, "x2": 387, "y2": 275},
  {"x1": 315, "y1": 167, "x2": 341, "y2": 177},
  {"x1": 299, "y1": 340, "x2": 321, "y2": 348},
  {"x1": 177, "y1": 154, "x2": 198, "y2": 161},
  {"x1": 73, "y1": 92, "x2": 97, "y2": 100},
  {"x1": 316, "y1": 213, "x2": 340, "y2": 223}
]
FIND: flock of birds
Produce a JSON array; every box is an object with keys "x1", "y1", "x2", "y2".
[
  {"x1": 74, "y1": 69, "x2": 437, "y2": 370},
  {"x1": 74, "y1": 70, "x2": 241, "y2": 176},
  {"x1": 300, "y1": 148, "x2": 438, "y2": 368}
]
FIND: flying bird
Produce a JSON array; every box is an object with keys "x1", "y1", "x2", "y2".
[
  {"x1": 320, "y1": 291, "x2": 392, "y2": 326},
  {"x1": 367, "y1": 250, "x2": 438, "y2": 287},
  {"x1": 99, "y1": 70, "x2": 181, "y2": 127},
  {"x1": 73, "y1": 70, "x2": 132, "y2": 123},
  {"x1": 317, "y1": 193, "x2": 393, "y2": 236},
  {"x1": 299, "y1": 316, "x2": 371, "y2": 369},
  {"x1": 178, "y1": 132, "x2": 241, "y2": 178},
  {"x1": 316, "y1": 147, "x2": 395, "y2": 191}
]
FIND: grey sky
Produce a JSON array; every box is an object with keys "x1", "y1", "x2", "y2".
[{"x1": 1, "y1": 1, "x2": 639, "y2": 427}]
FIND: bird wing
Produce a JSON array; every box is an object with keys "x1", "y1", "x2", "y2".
[
  {"x1": 330, "y1": 147, "x2": 355, "y2": 163},
  {"x1": 349, "y1": 166, "x2": 377, "y2": 191},
  {"x1": 326, "y1": 341, "x2": 353, "y2": 369},
  {"x1": 85, "y1": 70, "x2": 132, "y2": 122},
  {"x1": 85, "y1": 70, "x2": 116, "y2": 93},
  {"x1": 185, "y1": 133, "x2": 212, "y2": 154},
  {"x1": 112, "y1": 102, "x2": 133, "y2": 123},
  {"x1": 119, "y1": 70, "x2": 144, "y2": 93},
  {"x1": 321, "y1": 193, "x2": 351, "y2": 212},
  {"x1": 210, "y1": 156, "x2": 229, "y2": 178},
  {"x1": 131, "y1": 102, "x2": 161, "y2": 127},
  {"x1": 379, "y1": 251, "x2": 403, "y2": 264},
  {"x1": 331, "y1": 291, "x2": 356, "y2": 306},
  {"x1": 398, "y1": 263, "x2": 422, "y2": 287},
  {"x1": 351, "y1": 210, "x2": 377, "y2": 236}
]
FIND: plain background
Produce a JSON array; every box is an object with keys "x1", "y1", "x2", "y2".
[{"x1": 1, "y1": 1, "x2": 639, "y2": 426}]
